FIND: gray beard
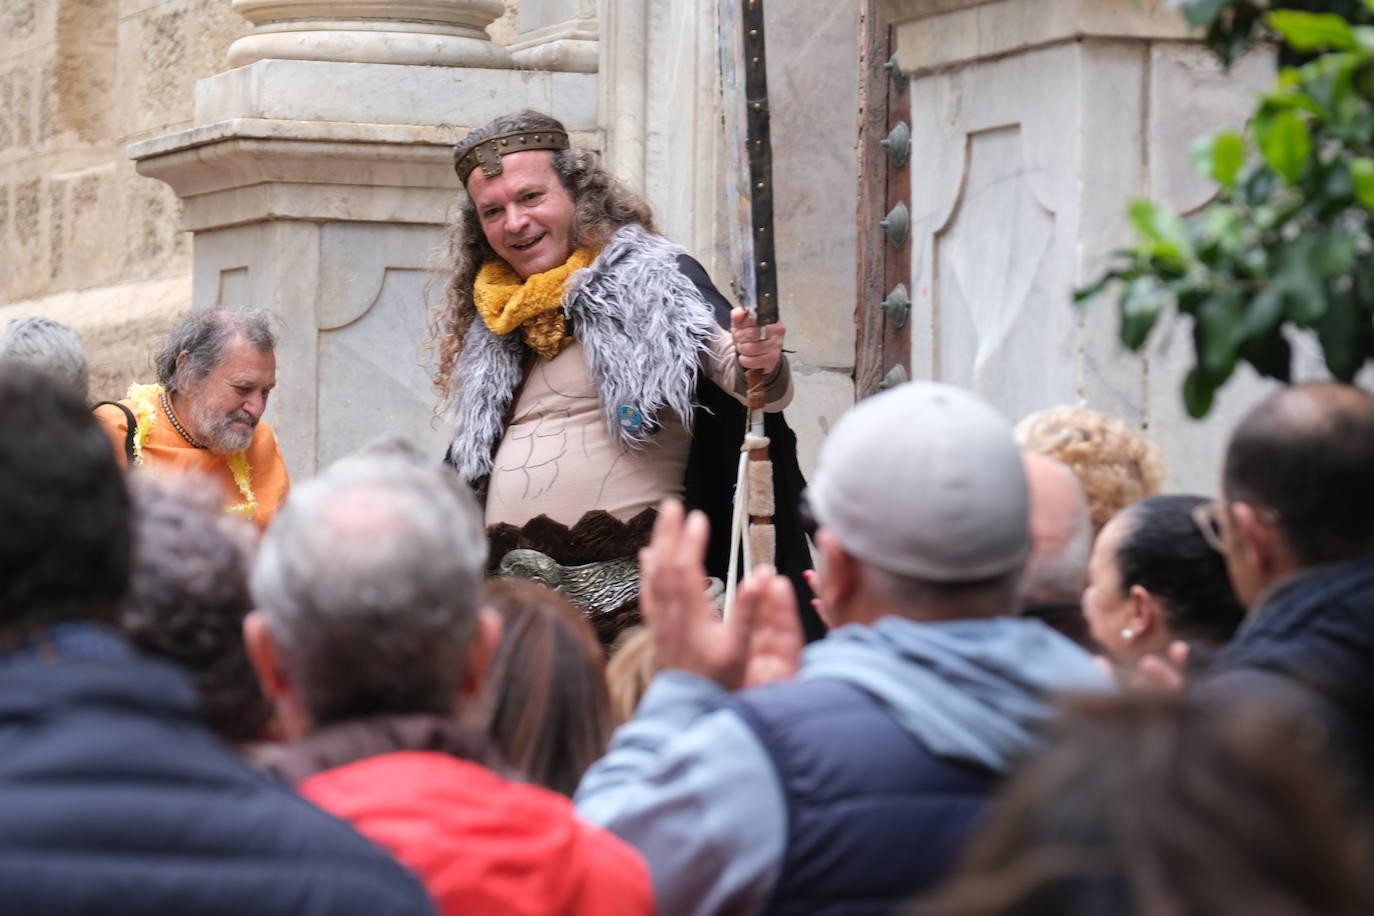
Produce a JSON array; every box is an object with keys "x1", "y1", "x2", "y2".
[{"x1": 190, "y1": 399, "x2": 256, "y2": 454}]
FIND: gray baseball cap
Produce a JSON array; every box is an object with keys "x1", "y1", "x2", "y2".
[{"x1": 808, "y1": 381, "x2": 1029, "y2": 582}]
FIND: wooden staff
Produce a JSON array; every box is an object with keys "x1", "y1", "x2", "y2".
[{"x1": 724, "y1": 0, "x2": 779, "y2": 616}]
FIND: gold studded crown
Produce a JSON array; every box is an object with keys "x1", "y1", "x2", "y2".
[{"x1": 454, "y1": 128, "x2": 571, "y2": 183}]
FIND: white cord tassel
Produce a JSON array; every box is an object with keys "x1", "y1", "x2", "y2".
[{"x1": 723, "y1": 446, "x2": 750, "y2": 620}]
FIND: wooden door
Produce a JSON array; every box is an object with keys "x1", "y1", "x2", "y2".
[{"x1": 855, "y1": 5, "x2": 912, "y2": 398}]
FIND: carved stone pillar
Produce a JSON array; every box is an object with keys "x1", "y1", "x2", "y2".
[
  {"x1": 129, "y1": 1, "x2": 596, "y2": 479},
  {"x1": 509, "y1": 0, "x2": 598, "y2": 72},
  {"x1": 876, "y1": 0, "x2": 1274, "y2": 490},
  {"x1": 226, "y1": 0, "x2": 512, "y2": 68}
]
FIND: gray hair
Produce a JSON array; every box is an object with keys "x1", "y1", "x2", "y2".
[
  {"x1": 0, "y1": 317, "x2": 90, "y2": 402},
  {"x1": 1021, "y1": 455, "x2": 1094, "y2": 604},
  {"x1": 1022, "y1": 507, "x2": 1092, "y2": 603},
  {"x1": 250, "y1": 455, "x2": 488, "y2": 726},
  {"x1": 154, "y1": 309, "x2": 275, "y2": 394}
]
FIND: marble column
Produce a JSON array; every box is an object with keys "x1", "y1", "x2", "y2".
[
  {"x1": 227, "y1": 0, "x2": 513, "y2": 68},
  {"x1": 130, "y1": 1, "x2": 597, "y2": 480},
  {"x1": 877, "y1": 0, "x2": 1274, "y2": 491},
  {"x1": 509, "y1": 0, "x2": 599, "y2": 72}
]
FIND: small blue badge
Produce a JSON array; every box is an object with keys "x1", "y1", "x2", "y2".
[{"x1": 617, "y1": 404, "x2": 644, "y2": 433}]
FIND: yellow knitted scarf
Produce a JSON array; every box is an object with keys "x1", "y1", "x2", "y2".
[{"x1": 473, "y1": 248, "x2": 597, "y2": 359}]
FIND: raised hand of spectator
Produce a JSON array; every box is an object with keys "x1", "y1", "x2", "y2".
[
  {"x1": 639, "y1": 500, "x2": 755, "y2": 691},
  {"x1": 802, "y1": 568, "x2": 831, "y2": 628},
  {"x1": 1125, "y1": 640, "x2": 1191, "y2": 693},
  {"x1": 740, "y1": 566, "x2": 803, "y2": 688}
]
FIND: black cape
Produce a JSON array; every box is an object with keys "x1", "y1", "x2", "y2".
[{"x1": 678, "y1": 255, "x2": 826, "y2": 641}]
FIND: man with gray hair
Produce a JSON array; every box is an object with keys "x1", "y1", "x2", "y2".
[
  {"x1": 0, "y1": 316, "x2": 90, "y2": 402},
  {"x1": 1019, "y1": 451, "x2": 1096, "y2": 650},
  {"x1": 245, "y1": 454, "x2": 654, "y2": 915},
  {"x1": 93, "y1": 309, "x2": 288, "y2": 527},
  {"x1": 575, "y1": 382, "x2": 1113, "y2": 914}
]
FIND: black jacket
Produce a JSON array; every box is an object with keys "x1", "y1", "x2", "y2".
[
  {"x1": 677, "y1": 255, "x2": 824, "y2": 641},
  {"x1": 1196, "y1": 557, "x2": 1374, "y2": 800},
  {"x1": 0, "y1": 627, "x2": 435, "y2": 916}
]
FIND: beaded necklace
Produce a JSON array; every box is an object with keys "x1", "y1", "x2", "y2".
[{"x1": 161, "y1": 390, "x2": 207, "y2": 449}]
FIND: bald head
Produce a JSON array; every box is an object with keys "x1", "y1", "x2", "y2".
[
  {"x1": 1225, "y1": 382, "x2": 1374, "y2": 566},
  {"x1": 1021, "y1": 452, "x2": 1092, "y2": 604}
]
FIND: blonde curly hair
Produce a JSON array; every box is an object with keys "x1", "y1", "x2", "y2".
[
  {"x1": 427, "y1": 111, "x2": 655, "y2": 413},
  {"x1": 1015, "y1": 405, "x2": 1165, "y2": 536}
]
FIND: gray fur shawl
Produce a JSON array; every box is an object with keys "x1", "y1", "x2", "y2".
[{"x1": 445, "y1": 223, "x2": 722, "y2": 484}]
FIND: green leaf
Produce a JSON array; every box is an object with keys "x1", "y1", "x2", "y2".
[
  {"x1": 1319, "y1": 290, "x2": 1361, "y2": 380},
  {"x1": 1190, "y1": 131, "x2": 1246, "y2": 187},
  {"x1": 1128, "y1": 199, "x2": 1193, "y2": 261},
  {"x1": 1240, "y1": 332, "x2": 1293, "y2": 382},
  {"x1": 1321, "y1": 230, "x2": 1358, "y2": 277},
  {"x1": 1074, "y1": 271, "x2": 1117, "y2": 305},
  {"x1": 1325, "y1": 161, "x2": 1355, "y2": 201},
  {"x1": 1241, "y1": 167, "x2": 1278, "y2": 207},
  {"x1": 1267, "y1": 11, "x2": 1356, "y2": 52},
  {"x1": 1183, "y1": 366, "x2": 1217, "y2": 419},
  {"x1": 1352, "y1": 157, "x2": 1374, "y2": 209},
  {"x1": 1241, "y1": 285, "x2": 1285, "y2": 339},
  {"x1": 1118, "y1": 276, "x2": 1166, "y2": 350},
  {"x1": 1278, "y1": 237, "x2": 1328, "y2": 326},
  {"x1": 1197, "y1": 289, "x2": 1243, "y2": 376},
  {"x1": 1256, "y1": 108, "x2": 1312, "y2": 185}
]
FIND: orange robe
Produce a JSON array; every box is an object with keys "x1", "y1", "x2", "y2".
[{"x1": 94, "y1": 395, "x2": 290, "y2": 529}]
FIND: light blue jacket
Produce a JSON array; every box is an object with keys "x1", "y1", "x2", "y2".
[{"x1": 574, "y1": 615, "x2": 1113, "y2": 916}]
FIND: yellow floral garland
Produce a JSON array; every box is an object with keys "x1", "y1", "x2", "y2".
[
  {"x1": 224, "y1": 452, "x2": 259, "y2": 519},
  {"x1": 124, "y1": 382, "x2": 258, "y2": 519},
  {"x1": 126, "y1": 383, "x2": 161, "y2": 467}
]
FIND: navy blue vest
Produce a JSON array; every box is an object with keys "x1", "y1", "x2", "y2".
[{"x1": 727, "y1": 678, "x2": 999, "y2": 915}]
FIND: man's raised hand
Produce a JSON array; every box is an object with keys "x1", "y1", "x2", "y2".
[
  {"x1": 639, "y1": 500, "x2": 804, "y2": 692},
  {"x1": 640, "y1": 500, "x2": 753, "y2": 691},
  {"x1": 739, "y1": 566, "x2": 803, "y2": 688}
]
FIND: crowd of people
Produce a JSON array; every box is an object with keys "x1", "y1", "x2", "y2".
[{"x1": 3, "y1": 107, "x2": 1374, "y2": 915}]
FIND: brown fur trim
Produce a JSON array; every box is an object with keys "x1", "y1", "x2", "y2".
[{"x1": 485, "y1": 508, "x2": 657, "y2": 569}]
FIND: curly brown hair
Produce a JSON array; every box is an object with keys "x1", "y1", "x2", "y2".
[{"x1": 427, "y1": 111, "x2": 656, "y2": 411}]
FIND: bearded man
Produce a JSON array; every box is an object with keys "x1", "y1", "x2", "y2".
[
  {"x1": 432, "y1": 110, "x2": 820, "y2": 642},
  {"x1": 94, "y1": 310, "x2": 288, "y2": 528}
]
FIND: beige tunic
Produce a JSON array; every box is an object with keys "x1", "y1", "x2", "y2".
[{"x1": 485, "y1": 330, "x2": 792, "y2": 529}]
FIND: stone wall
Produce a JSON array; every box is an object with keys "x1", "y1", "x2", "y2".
[{"x1": 0, "y1": 0, "x2": 250, "y2": 400}]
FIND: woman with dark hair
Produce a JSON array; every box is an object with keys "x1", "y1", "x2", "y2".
[
  {"x1": 477, "y1": 579, "x2": 613, "y2": 796},
  {"x1": 1081, "y1": 494, "x2": 1244, "y2": 667},
  {"x1": 921, "y1": 695, "x2": 1374, "y2": 916}
]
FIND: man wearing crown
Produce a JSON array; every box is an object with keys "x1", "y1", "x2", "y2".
[{"x1": 432, "y1": 110, "x2": 821, "y2": 643}]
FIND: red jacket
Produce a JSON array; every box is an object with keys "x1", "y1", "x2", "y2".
[{"x1": 300, "y1": 749, "x2": 654, "y2": 916}]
